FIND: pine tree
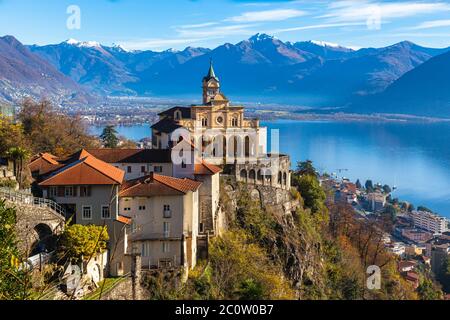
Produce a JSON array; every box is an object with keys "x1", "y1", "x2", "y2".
[{"x1": 100, "y1": 125, "x2": 119, "y2": 148}]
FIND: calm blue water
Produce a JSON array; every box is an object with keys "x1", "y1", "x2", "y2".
[
  {"x1": 90, "y1": 125, "x2": 151, "y2": 141},
  {"x1": 91, "y1": 121, "x2": 450, "y2": 217}
]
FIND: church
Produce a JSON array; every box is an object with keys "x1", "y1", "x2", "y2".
[
  {"x1": 151, "y1": 61, "x2": 291, "y2": 192},
  {"x1": 151, "y1": 60, "x2": 268, "y2": 165}
]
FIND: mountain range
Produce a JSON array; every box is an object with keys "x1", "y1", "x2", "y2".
[{"x1": 0, "y1": 34, "x2": 449, "y2": 117}]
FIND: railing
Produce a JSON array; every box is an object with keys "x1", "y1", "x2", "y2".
[
  {"x1": 19, "y1": 251, "x2": 55, "y2": 272},
  {"x1": 0, "y1": 187, "x2": 66, "y2": 220}
]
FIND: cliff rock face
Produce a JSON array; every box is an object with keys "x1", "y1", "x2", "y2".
[{"x1": 220, "y1": 179, "x2": 325, "y2": 297}]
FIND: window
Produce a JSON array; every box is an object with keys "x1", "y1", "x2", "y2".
[
  {"x1": 127, "y1": 166, "x2": 132, "y2": 173},
  {"x1": 139, "y1": 205, "x2": 146, "y2": 211},
  {"x1": 174, "y1": 110, "x2": 182, "y2": 120},
  {"x1": 123, "y1": 207, "x2": 131, "y2": 212},
  {"x1": 181, "y1": 161, "x2": 187, "y2": 169},
  {"x1": 231, "y1": 118, "x2": 238, "y2": 127},
  {"x1": 162, "y1": 242, "x2": 170, "y2": 253},
  {"x1": 101, "y1": 206, "x2": 111, "y2": 219},
  {"x1": 154, "y1": 166, "x2": 163, "y2": 173},
  {"x1": 163, "y1": 205, "x2": 172, "y2": 218},
  {"x1": 65, "y1": 186, "x2": 74, "y2": 197},
  {"x1": 141, "y1": 166, "x2": 146, "y2": 173},
  {"x1": 80, "y1": 186, "x2": 91, "y2": 197},
  {"x1": 163, "y1": 222, "x2": 170, "y2": 238},
  {"x1": 141, "y1": 242, "x2": 150, "y2": 257},
  {"x1": 201, "y1": 118, "x2": 208, "y2": 127},
  {"x1": 49, "y1": 187, "x2": 57, "y2": 198},
  {"x1": 82, "y1": 206, "x2": 92, "y2": 220}
]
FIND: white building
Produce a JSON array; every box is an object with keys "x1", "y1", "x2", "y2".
[{"x1": 409, "y1": 210, "x2": 448, "y2": 235}]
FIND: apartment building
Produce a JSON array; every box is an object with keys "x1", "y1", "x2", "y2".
[
  {"x1": 409, "y1": 210, "x2": 448, "y2": 235},
  {"x1": 119, "y1": 173, "x2": 202, "y2": 270}
]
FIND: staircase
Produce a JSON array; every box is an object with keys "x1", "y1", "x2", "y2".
[{"x1": 0, "y1": 187, "x2": 66, "y2": 221}]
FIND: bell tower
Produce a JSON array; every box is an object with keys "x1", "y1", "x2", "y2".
[{"x1": 202, "y1": 59, "x2": 220, "y2": 105}]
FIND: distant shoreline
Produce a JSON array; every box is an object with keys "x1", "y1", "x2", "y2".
[{"x1": 87, "y1": 112, "x2": 450, "y2": 127}]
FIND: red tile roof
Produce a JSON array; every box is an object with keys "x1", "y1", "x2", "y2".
[
  {"x1": 398, "y1": 261, "x2": 416, "y2": 271},
  {"x1": 120, "y1": 173, "x2": 202, "y2": 197},
  {"x1": 194, "y1": 160, "x2": 222, "y2": 175},
  {"x1": 29, "y1": 153, "x2": 64, "y2": 177},
  {"x1": 39, "y1": 150, "x2": 125, "y2": 186}
]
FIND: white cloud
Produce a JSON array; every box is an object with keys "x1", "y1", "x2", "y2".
[
  {"x1": 411, "y1": 19, "x2": 450, "y2": 30},
  {"x1": 227, "y1": 9, "x2": 306, "y2": 23},
  {"x1": 175, "y1": 24, "x2": 258, "y2": 38},
  {"x1": 118, "y1": 38, "x2": 208, "y2": 51},
  {"x1": 178, "y1": 22, "x2": 219, "y2": 29},
  {"x1": 321, "y1": 0, "x2": 450, "y2": 22},
  {"x1": 271, "y1": 21, "x2": 367, "y2": 33}
]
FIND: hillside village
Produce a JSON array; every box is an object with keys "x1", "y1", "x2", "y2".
[
  {"x1": 1, "y1": 63, "x2": 449, "y2": 300},
  {"x1": 323, "y1": 177, "x2": 449, "y2": 293}
]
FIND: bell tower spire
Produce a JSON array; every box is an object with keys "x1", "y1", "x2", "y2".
[{"x1": 202, "y1": 59, "x2": 220, "y2": 105}]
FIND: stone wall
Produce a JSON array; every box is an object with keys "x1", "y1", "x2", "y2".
[
  {"x1": 4, "y1": 199, "x2": 65, "y2": 256},
  {"x1": 222, "y1": 175, "x2": 300, "y2": 216}
]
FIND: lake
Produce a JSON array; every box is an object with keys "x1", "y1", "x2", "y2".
[{"x1": 91, "y1": 120, "x2": 450, "y2": 218}]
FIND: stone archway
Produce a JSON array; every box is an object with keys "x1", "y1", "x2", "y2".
[
  {"x1": 250, "y1": 189, "x2": 261, "y2": 201},
  {"x1": 31, "y1": 223, "x2": 56, "y2": 256},
  {"x1": 248, "y1": 169, "x2": 256, "y2": 184},
  {"x1": 240, "y1": 169, "x2": 248, "y2": 183}
]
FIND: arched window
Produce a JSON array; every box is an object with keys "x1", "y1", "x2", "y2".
[
  {"x1": 245, "y1": 136, "x2": 250, "y2": 157},
  {"x1": 278, "y1": 172, "x2": 282, "y2": 185},
  {"x1": 240, "y1": 169, "x2": 247, "y2": 181},
  {"x1": 249, "y1": 170, "x2": 256, "y2": 183},
  {"x1": 283, "y1": 172, "x2": 288, "y2": 186},
  {"x1": 202, "y1": 118, "x2": 208, "y2": 127},
  {"x1": 174, "y1": 110, "x2": 182, "y2": 120},
  {"x1": 257, "y1": 170, "x2": 264, "y2": 184},
  {"x1": 231, "y1": 117, "x2": 238, "y2": 127}
]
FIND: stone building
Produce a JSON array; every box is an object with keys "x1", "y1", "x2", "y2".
[{"x1": 150, "y1": 61, "x2": 292, "y2": 202}]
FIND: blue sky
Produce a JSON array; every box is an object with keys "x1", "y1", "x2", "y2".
[{"x1": 1, "y1": 0, "x2": 450, "y2": 50}]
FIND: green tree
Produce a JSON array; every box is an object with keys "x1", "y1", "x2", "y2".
[
  {"x1": 295, "y1": 175, "x2": 327, "y2": 215},
  {"x1": 296, "y1": 160, "x2": 317, "y2": 177},
  {"x1": 382, "y1": 184, "x2": 392, "y2": 194},
  {"x1": 0, "y1": 200, "x2": 31, "y2": 300},
  {"x1": 383, "y1": 204, "x2": 397, "y2": 223},
  {"x1": 365, "y1": 180, "x2": 374, "y2": 192},
  {"x1": 355, "y1": 179, "x2": 362, "y2": 189},
  {"x1": 418, "y1": 278, "x2": 443, "y2": 300},
  {"x1": 58, "y1": 224, "x2": 109, "y2": 263},
  {"x1": 100, "y1": 125, "x2": 119, "y2": 148},
  {"x1": 438, "y1": 256, "x2": 450, "y2": 293}
]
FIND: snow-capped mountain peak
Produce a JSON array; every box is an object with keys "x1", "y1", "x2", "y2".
[
  {"x1": 249, "y1": 33, "x2": 276, "y2": 43},
  {"x1": 63, "y1": 39, "x2": 101, "y2": 48},
  {"x1": 310, "y1": 40, "x2": 343, "y2": 49}
]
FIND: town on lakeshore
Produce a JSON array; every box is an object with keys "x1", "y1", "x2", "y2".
[{"x1": 1, "y1": 62, "x2": 449, "y2": 301}]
